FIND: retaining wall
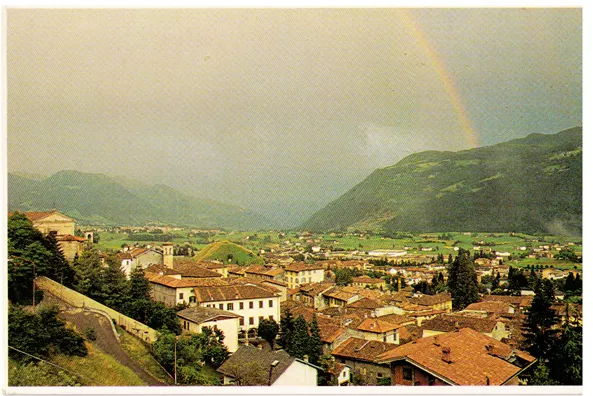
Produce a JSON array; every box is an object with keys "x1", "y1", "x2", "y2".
[{"x1": 35, "y1": 276, "x2": 158, "y2": 343}]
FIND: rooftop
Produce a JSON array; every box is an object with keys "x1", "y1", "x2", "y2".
[
  {"x1": 375, "y1": 327, "x2": 535, "y2": 385},
  {"x1": 177, "y1": 306, "x2": 241, "y2": 324}
]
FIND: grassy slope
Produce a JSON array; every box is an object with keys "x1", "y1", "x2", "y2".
[
  {"x1": 116, "y1": 326, "x2": 173, "y2": 384},
  {"x1": 50, "y1": 342, "x2": 146, "y2": 386},
  {"x1": 193, "y1": 241, "x2": 263, "y2": 265},
  {"x1": 302, "y1": 127, "x2": 582, "y2": 234}
]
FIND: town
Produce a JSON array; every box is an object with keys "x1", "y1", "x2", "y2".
[{"x1": 7, "y1": 209, "x2": 583, "y2": 386}]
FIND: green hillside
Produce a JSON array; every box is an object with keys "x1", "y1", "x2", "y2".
[
  {"x1": 301, "y1": 127, "x2": 582, "y2": 235},
  {"x1": 7, "y1": 170, "x2": 268, "y2": 229},
  {"x1": 193, "y1": 241, "x2": 263, "y2": 265}
]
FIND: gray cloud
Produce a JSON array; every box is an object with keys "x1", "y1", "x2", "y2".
[{"x1": 7, "y1": 8, "x2": 582, "y2": 226}]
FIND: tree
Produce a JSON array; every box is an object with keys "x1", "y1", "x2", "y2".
[
  {"x1": 287, "y1": 316, "x2": 309, "y2": 359},
  {"x1": 446, "y1": 249, "x2": 479, "y2": 310},
  {"x1": 258, "y1": 318, "x2": 279, "y2": 349},
  {"x1": 128, "y1": 266, "x2": 151, "y2": 301},
  {"x1": 548, "y1": 303, "x2": 582, "y2": 385},
  {"x1": 307, "y1": 316, "x2": 323, "y2": 366},
  {"x1": 8, "y1": 212, "x2": 74, "y2": 304},
  {"x1": 279, "y1": 310, "x2": 294, "y2": 349},
  {"x1": 491, "y1": 271, "x2": 501, "y2": 291},
  {"x1": 522, "y1": 278, "x2": 559, "y2": 362}
]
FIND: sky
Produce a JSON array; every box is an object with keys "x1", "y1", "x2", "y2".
[{"x1": 6, "y1": 8, "x2": 582, "y2": 226}]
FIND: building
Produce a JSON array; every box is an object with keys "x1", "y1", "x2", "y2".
[
  {"x1": 9, "y1": 210, "x2": 86, "y2": 261},
  {"x1": 357, "y1": 316, "x2": 415, "y2": 344},
  {"x1": 145, "y1": 271, "x2": 228, "y2": 306},
  {"x1": 375, "y1": 328, "x2": 536, "y2": 386},
  {"x1": 217, "y1": 345, "x2": 318, "y2": 386},
  {"x1": 194, "y1": 285, "x2": 281, "y2": 338},
  {"x1": 352, "y1": 275, "x2": 387, "y2": 290},
  {"x1": 331, "y1": 337, "x2": 398, "y2": 385},
  {"x1": 284, "y1": 262, "x2": 325, "y2": 288},
  {"x1": 421, "y1": 314, "x2": 510, "y2": 341},
  {"x1": 177, "y1": 306, "x2": 241, "y2": 352}
]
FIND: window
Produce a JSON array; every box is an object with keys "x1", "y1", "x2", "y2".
[
  {"x1": 249, "y1": 317, "x2": 254, "y2": 325},
  {"x1": 377, "y1": 373, "x2": 383, "y2": 378},
  {"x1": 309, "y1": 277, "x2": 311, "y2": 283},
  {"x1": 179, "y1": 293, "x2": 184, "y2": 300},
  {"x1": 239, "y1": 302, "x2": 244, "y2": 310},
  {"x1": 189, "y1": 296, "x2": 196, "y2": 303},
  {"x1": 259, "y1": 316, "x2": 264, "y2": 323},
  {"x1": 301, "y1": 277, "x2": 306, "y2": 283},
  {"x1": 227, "y1": 303, "x2": 234, "y2": 310},
  {"x1": 239, "y1": 317, "x2": 244, "y2": 326},
  {"x1": 403, "y1": 367, "x2": 413, "y2": 381},
  {"x1": 219, "y1": 303, "x2": 223, "y2": 310},
  {"x1": 249, "y1": 301, "x2": 254, "y2": 309},
  {"x1": 428, "y1": 376, "x2": 435, "y2": 386},
  {"x1": 269, "y1": 315, "x2": 274, "y2": 320},
  {"x1": 259, "y1": 301, "x2": 264, "y2": 309},
  {"x1": 269, "y1": 300, "x2": 273, "y2": 308}
]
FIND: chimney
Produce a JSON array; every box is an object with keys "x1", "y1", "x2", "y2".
[
  {"x1": 303, "y1": 355, "x2": 309, "y2": 363},
  {"x1": 441, "y1": 347, "x2": 452, "y2": 363},
  {"x1": 485, "y1": 343, "x2": 494, "y2": 354}
]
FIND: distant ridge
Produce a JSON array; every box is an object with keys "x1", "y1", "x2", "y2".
[
  {"x1": 7, "y1": 170, "x2": 269, "y2": 229},
  {"x1": 301, "y1": 127, "x2": 582, "y2": 235}
]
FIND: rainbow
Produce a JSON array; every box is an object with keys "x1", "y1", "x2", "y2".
[{"x1": 398, "y1": 9, "x2": 479, "y2": 148}]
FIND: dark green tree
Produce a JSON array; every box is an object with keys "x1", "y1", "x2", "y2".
[
  {"x1": 446, "y1": 249, "x2": 479, "y2": 310},
  {"x1": 491, "y1": 271, "x2": 501, "y2": 291},
  {"x1": 307, "y1": 316, "x2": 323, "y2": 365},
  {"x1": 522, "y1": 278, "x2": 559, "y2": 362},
  {"x1": 128, "y1": 266, "x2": 151, "y2": 301},
  {"x1": 548, "y1": 304, "x2": 582, "y2": 385},
  {"x1": 287, "y1": 316, "x2": 309, "y2": 359},
  {"x1": 279, "y1": 310, "x2": 294, "y2": 349},
  {"x1": 258, "y1": 318, "x2": 279, "y2": 349},
  {"x1": 8, "y1": 212, "x2": 74, "y2": 304}
]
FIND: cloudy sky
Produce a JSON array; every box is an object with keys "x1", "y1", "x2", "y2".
[{"x1": 7, "y1": 8, "x2": 582, "y2": 226}]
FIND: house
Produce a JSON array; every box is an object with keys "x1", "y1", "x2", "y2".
[
  {"x1": 421, "y1": 314, "x2": 510, "y2": 341},
  {"x1": 194, "y1": 285, "x2": 281, "y2": 338},
  {"x1": 481, "y1": 295, "x2": 533, "y2": 313},
  {"x1": 357, "y1": 316, "x2": 414, "y2": 344},
  {"x1": 9, "y1": 210, "x2": 86, "y2": 261},
  {"x1": 292, "y1": 283, "x2": 334, "y2": 309},
  {"x1": 326, "y1": 363, "x2": 350, "y2": 386},
  {"x1": 463, "y1": 301, "x2": 515, "y2": 316},
  {"x1": 177, "y1": 306, "x2": 241, "y2": 352},
  {"x1": 172, "y1": 260, "x2": 224, "y2": 279},
  {"x1": 145, "y1": 271, "x2": 229, "y2": 306},
  {"x1": 408, "y1": 292, "x2": 453, "y2": 313},
  {"x1": 375, "y1": 328, "x2": 536, "y2": 385},
  {"x1": 217, "y1": 345, "x2": 318, "y2": 386},
  {"x1": 352, "y1": 275, "x2": 387, "y2": 290},
  {"x1": 322, "y1": 287, "x2": 361, "y2": 307},
  {"x1": 284, "y1": 262, "x2": 325, "y2": 288},
  {"x1": 195, "y1": 261, "x2": 229, "y2": 277},
  {"x1": 119, "y1": 246, "x2": 166, "y2": 278},
  {"x1": 331, "y1": 337, "x2": 398, "y2": 385}
]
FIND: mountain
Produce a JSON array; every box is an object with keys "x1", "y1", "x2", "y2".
[
  {"x1": 7, "y1": 170, "x2": 269, "y2": 229},
  {"x1": 301, "y1": 127, "x2": 582, "y2": 235}
]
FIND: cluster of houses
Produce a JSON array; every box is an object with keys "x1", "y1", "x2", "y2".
[{"x1": 11, "y1": 210, "x2": 582, "y2": 387}]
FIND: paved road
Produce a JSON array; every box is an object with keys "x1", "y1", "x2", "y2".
[{"x1": 58, "y1": 309, "x2": 164, "y2": 386}]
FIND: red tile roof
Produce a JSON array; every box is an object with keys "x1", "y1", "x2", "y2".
[
  {"x1": 357, "y1": 317, "x2": 407, "y2": 333},
  {"x1": 284, "y1": 261, "x2": 325, "y2": 272},
  {"x1": 465, "y1": 301, "x2": 512, "y2": 314},
  {"x1": 331, "y1": 337, "x2": 398, "y2": 362},
  {"x1": 145, "y1": 272, "x2": 227, "y2": 288},
  {"x1": 375, "y1": 328, "x2": 535, "y2": 385},
  {"x1": 173, "y1": 260, "x2": 223, "y2": 278},
  {"x1": 194, "y1": 284, "x2": 278, "y2": 303}
]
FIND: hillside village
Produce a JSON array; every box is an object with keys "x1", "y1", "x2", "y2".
[{"x1": 7, "y1": 209, "x2": 582, "y2": 387}]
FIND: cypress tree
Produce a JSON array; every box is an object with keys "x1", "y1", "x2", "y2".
[
  {"x1": 287, "y1": 316, "x2": 309, "y2": 359},
  {"x1": 279, "y1": 310, "x2": 294, "y2": 349},
  {"x1": 446, "y1": 249, "x2": 479, "y2": 310},
  {"x1": 522, "y1": 278, "x2": 559, "y2": 362},
  {"x1": 307, "y1": 316, "x2": 323, "y2": 365}
]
